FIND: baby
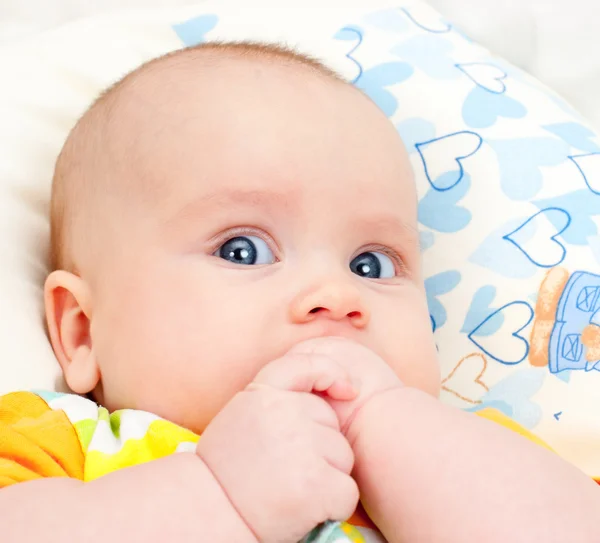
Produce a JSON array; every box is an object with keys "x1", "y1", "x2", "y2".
[{"x1": 1, "y1": 42, "x2": 599, "y2": 543}]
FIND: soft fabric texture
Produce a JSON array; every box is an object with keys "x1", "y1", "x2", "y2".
[
  {"x1": 0, "y1": 1, "x2": 599, "y2": 474},
  {"x1": 0, "y1": 391, "x2": 546, "y2": 542}
]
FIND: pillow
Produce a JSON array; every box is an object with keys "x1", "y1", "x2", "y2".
[{"x1": 1, "y1": 0, "x2": 599, "y2": 476}]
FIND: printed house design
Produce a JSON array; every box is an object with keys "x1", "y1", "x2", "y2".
[{"x1": 550, "y1": 271, "x2": 600, "y2": 373}]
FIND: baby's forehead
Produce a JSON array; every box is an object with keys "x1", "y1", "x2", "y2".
[
  {"x1": 90, "y1": 54, "x2": 407, "y2": 211},
  {"x1": 109, "y1": 61, "x2": 405, "y2": 199},
  {"x1": 100, "y1": 56, "x2": 347, "y2": 176},
  {"x1": 111, "y1": 51, "x2": 346, "y2": 121}
]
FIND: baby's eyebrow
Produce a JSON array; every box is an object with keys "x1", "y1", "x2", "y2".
[
  {"x1": 166, "y1": 187, "x2": 297, "y2": 224},
  {"x1": 203, "y1": 188, "x2": 295, "y2": 209},
  {"x1": 357, "y1": 215, "x2": 419, "y2": 244}
]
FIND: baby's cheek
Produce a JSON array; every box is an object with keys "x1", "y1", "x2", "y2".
[
  {"x1": 405, "y1": 339, "x2": 441, "y2": 397},
  {"x1": 384, "y1": 295, "x2": 440, "y2": 396},
  {"x1": 154, "y1": 341, "x2": 266, "y2": 433}
]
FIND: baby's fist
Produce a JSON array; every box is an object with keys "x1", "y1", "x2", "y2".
[
  {"x1": 196, "y1": 354, "x2": 359, "y2": 543},
  {"x1": 286, "y1": 337, "x2": 404, "y2": 435}
]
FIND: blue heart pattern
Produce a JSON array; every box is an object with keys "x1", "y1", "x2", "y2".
[
  {"x1": 504, "y1": 208, "x2": 571, "y2": 268},
  {"x1": 534, "y1": 190, "x2": 599, "y2": 245},
  {"x1": 492, "y1": 57, "x2": 583, "y2": 119},
  {"x1": 456, "y1": 63, "x2": 507, "y2": 94},
  {"x1": 416, "y1": 130, "x2": 482, "y2": 191},
  {"x1": 425, "y1": 270, "x2": 461, "y2": 331},
  {"x1": 489, "y1": 137, "x2": 570, "y2": 201},
  {"x1": 457, "y1": 61, "x2": 527, "y2": 128},
  {"x1": 461, "y1": 286, "x2": 503, "y2": 336},
  {"x1": 172, "y1": 14, "x2": 219, "y2": 46},
  {"x1": 356, "y1": 62, "x2": 414, "y2": 118},
  {"x1": 363, "y1": 8, "x2": 410, "y2": 34},
  {"x1": 468, "y1": 301, "x2": 534, "y2": 365},
  {"x1": 470, "y1": 218, "x2": 539, "y2": 279},
  {"x1": 333, "y1": 26, "x2": 364, "y2": 83},
  {"x1": 392, "y1": 34, "x2": 458, "y2": 80},
  {"x1": 418, "y1": 173, "x2": 472, "y2": 233},
  {"x1": 335, "y1": 26, "x2": 414, "y2": 118},
  {"x1": 543, "y1": 122, "x2": 600, "y2": 154},
  {"x1": 395, "y1": 117, "x2": 436, "y2": 154},
  {"x1": 467, "y1": 368, "x2": 545, "y2": 429},
  {"x1": 569, "y1": 152, "x2": 600, "y2": 195},
  {"x1": 462, "y1": 86, "x2": 527, "y2": 128},
  {"x1": 399, "y1": 6, "x2": 452, "y2": 33}
]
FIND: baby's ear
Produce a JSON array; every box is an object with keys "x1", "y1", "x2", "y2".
[{"x1": 44, "y1": 271, "x2": 100, "y2": 394}]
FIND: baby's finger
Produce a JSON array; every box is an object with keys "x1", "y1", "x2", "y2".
[
  {"x1": 313, "y1": 423, "x2": 355, "y2": 475},
  {"x1": 321, "y1": 468, "x2": 360, "y2": 523},
  {"x1": 295, "y1": 393, "x2": 341, "y2": 430},
  {"x1": 250, "y1": 352, "x2": 357, "y2": 400}
]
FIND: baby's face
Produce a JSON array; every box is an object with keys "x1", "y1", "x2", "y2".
[{"x1": 81, "y1": 62, "x2": 439, "y2": 432}]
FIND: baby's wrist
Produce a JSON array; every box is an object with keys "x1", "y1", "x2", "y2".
[
  {"x1": 191, "y1": 451, "x2": 260, "y2": 542},
  {"x1": 343, "y1": 385, "x2": 409, "y2": 445},
  {"x1": 345, "y1": 386, "x2": 436, "y2": 448}
]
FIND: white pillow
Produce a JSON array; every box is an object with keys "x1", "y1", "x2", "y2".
[{"x1": 1, "y1": 1, "x2": 599, "y2": 476}]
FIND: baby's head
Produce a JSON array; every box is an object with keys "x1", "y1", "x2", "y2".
[{"x1": 45, "y1": 42, "x2": 439, "y2": 433}]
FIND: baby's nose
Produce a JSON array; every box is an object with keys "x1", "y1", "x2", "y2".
[{"x1": 289, "y1": 280, "x2": 370, "y2": 329}]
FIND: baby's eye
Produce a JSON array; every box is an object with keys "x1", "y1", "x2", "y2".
[
  {"x1": 350, "y1": 251, "x2": 395, "y2": 279},
  {"x1": 215, "y1": 236, "x2": 275, "y2": 265}
]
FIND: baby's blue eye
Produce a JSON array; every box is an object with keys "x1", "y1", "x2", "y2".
[
  {"x1": 350, "y1": 251, "x2": 395, "y2": 279},
  {"x1": 216, "y1": 236, "x2": 275, "y2": 265}
]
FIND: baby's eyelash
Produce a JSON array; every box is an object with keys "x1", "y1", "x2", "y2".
[
  {"x1": 357, "y1": 244, "x2": 410, "y2": 277},
  {"x1": 208, "y1": 227, "x2": 281, "y2": 259}
]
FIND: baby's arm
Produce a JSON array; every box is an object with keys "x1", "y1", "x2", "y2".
[
  {"x1": 290, "y1": 337, "x2": 600, "y2": 543},
  {"x1": 350, "y1": 387, "x2": 600, "y2": 543},
  {"x1": 1, "y1": 356, "x2": 359, "y2": 543},
  {"x1": 2, "y1": 453, "x2": 257, "y2": 542}
]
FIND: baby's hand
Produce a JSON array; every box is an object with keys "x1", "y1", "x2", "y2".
[
  {"x1": 196, "y1": 352, "x2": 360, "y2": 543},
  {"x1": 285, "y1": 337, "x2": 405, "y2": 439}
]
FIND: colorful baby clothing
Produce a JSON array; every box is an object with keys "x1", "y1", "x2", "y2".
[
  {"x1": 301, "y1": 521, "x2": 385, "y2": 542},
  {"x1": 0, "y1": 390, "x2": 550, "y2": 542}
]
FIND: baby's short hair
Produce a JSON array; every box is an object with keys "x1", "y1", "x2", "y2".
[{"x1": 49, "y1": 41, "x2": 346, "y2": 272}]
